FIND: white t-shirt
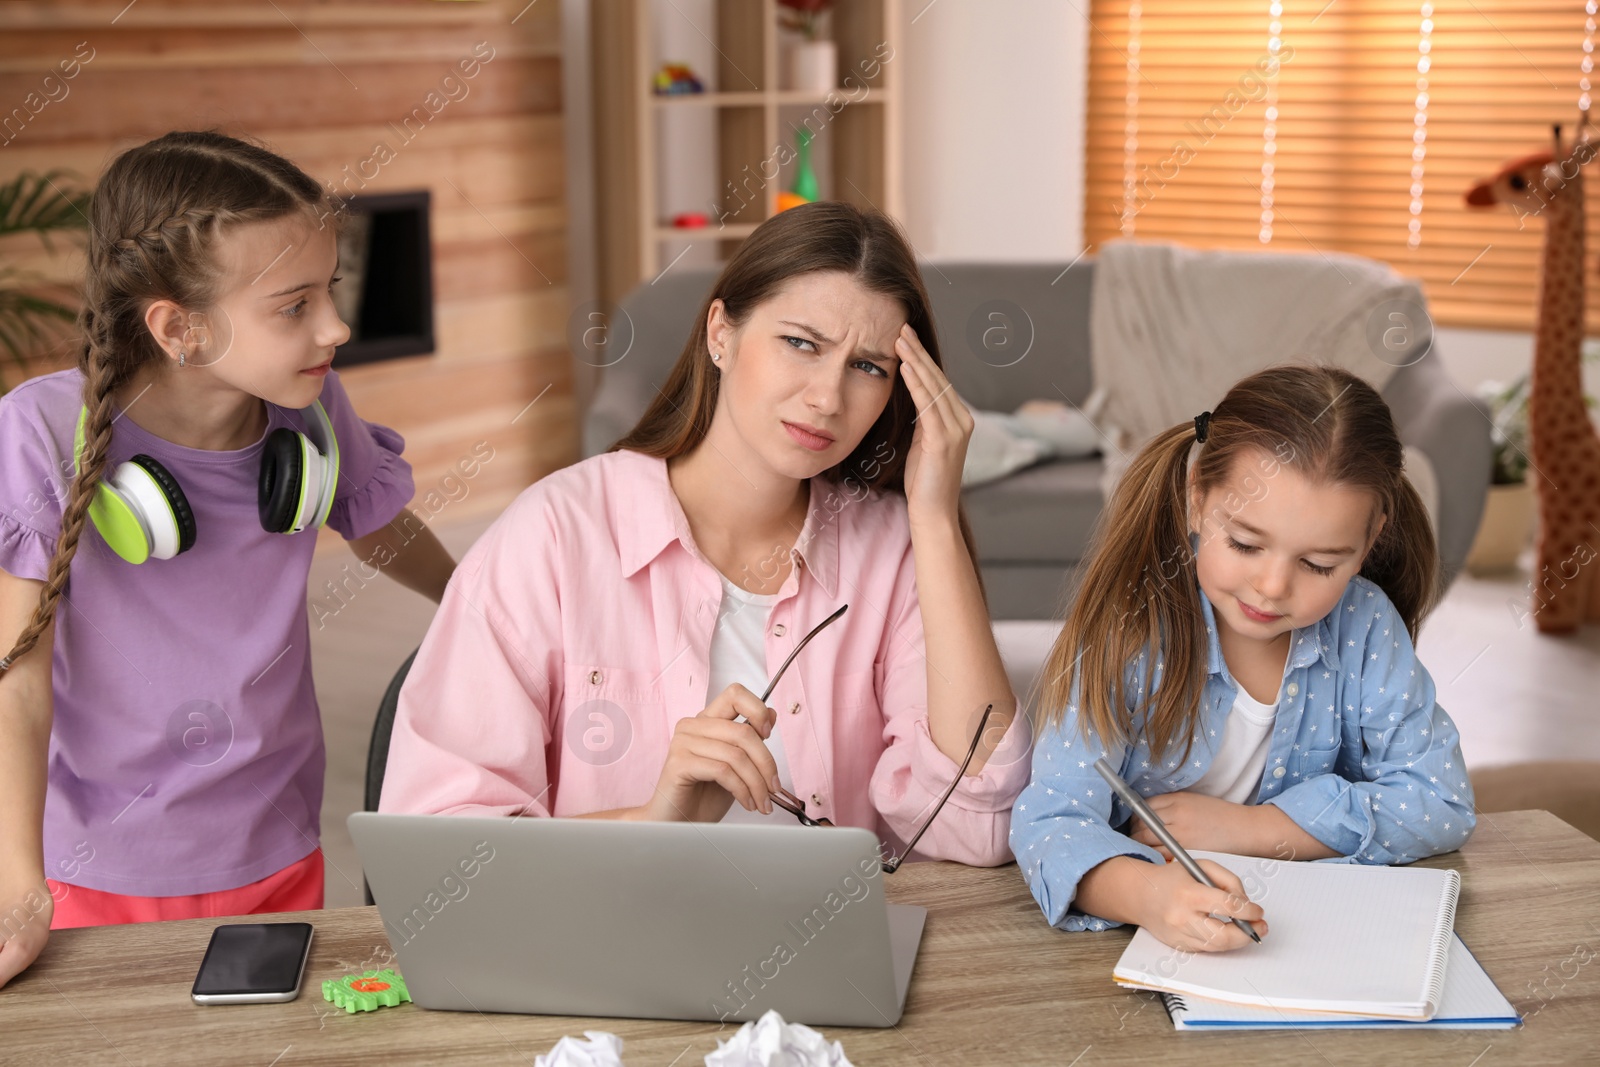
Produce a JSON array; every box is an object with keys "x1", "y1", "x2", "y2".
[
  {"x1": 1188, "y1": 684, "x2": 1280, "y2": 805},
  {"x1": 709, "y1": 574, "x2": 795, "y2": 824}
]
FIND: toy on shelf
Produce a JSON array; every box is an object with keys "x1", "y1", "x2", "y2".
[
  {"x1": 322, "y1": 968, "x2": 412, "y2": 1013},
  {"x1": 777, "y1": 128, "x2": 821, "y2": 214},
  {"x1": 671, "y1": 212, "x2": 709, "y2": 228},
  {"x1": 653, "y1": 63, "x2": 704, "y2": 95}
]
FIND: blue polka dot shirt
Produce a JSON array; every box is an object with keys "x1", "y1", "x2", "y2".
[{"x1": 1009, "y1": 574, "x2": 1476, "y2": 933}]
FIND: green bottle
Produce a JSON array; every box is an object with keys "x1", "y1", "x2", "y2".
[{"x1": 793, "y1": 128, "x2": 820, "y2": 202}]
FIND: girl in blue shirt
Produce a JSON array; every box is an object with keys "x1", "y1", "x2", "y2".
[{"x1": 1011, "y1": 365, "x2": 1475, "y2": 952}]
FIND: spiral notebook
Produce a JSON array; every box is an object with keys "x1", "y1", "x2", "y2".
[
  {"x1": 1113, "y1": 851, "x2": 1461, "y2": 1020},
  {"x1": 1159, "y1": 934, "x2": 1518, "y2": 1029}
]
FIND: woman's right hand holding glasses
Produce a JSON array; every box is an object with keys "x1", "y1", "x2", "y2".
[{"x1": 641, "y1": 683, "x2": 781, "y2": 823}]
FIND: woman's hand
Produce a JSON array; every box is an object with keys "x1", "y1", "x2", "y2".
[
  {"x1": 1129, "y1": 792, "x2": 1268, "y2": 857},
  {"x1": 0, "y1": 877, "x2": 53, "y2": 989},
  {"x1": 640, "y1": 684, "x2": 780, "y2": 823},
  {"x1": 1132, "y1": 858, "x2": 1269, "y2": 953},
  {"x1": 894, "y1": 324, "x2": 974, "y2": 526}
]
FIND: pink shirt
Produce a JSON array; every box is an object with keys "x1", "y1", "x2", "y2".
[{"x1": 379, "y1": 449, "x2": 1028, "y2": 866}]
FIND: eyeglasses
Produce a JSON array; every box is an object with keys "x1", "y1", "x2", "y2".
[
  {"x1": 759, "y1": 602, "x2": 847, "y2": 703},
  {"x1": 750, "y1": 603, "x2": 999, "y2": 872},
  {"x1": 771, "y1": 704, "x2": 996, "y2": 874}
]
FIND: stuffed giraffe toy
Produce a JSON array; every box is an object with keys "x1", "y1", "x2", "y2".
[{"x1": 1465, "y1": 121, "x2": 1600, "y2": 633}]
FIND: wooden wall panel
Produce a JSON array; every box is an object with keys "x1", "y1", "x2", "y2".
[{"x1": 0, "y1": 0, "x2": 573, "y2": 537}]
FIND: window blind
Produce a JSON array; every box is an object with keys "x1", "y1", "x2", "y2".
[{"x1": 1085, "y1": 1, "x2": 1599, "y2": 331}]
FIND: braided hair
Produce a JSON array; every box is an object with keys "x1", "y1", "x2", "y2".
[{"x1": 1, "y1": 131, "x2": 341, "y2": 673}]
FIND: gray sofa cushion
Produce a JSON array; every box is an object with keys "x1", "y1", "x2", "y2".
[{"x1": 962, "y1": 457, "x2": 1104, "y2": 565}]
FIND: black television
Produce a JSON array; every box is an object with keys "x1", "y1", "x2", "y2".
[{"x1": 332, "y1": 190, "x2": 435, "y2": 367}]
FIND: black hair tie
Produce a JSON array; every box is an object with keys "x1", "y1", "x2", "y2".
[{"x1": 1194, "y1": 410, "x2": 1212, "y2": 443}]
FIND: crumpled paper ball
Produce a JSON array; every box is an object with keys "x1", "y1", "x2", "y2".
[
  {"x1": 534, "y1": 1031, "x2": 626, "y2": 1067},
  {"x1": 704, "y1": 1010, "x2": 854, "y2": 1067}
]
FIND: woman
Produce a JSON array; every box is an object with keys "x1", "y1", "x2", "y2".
[{"x1": 380, "y1": 202, "x2": 1028, "y2": 864}]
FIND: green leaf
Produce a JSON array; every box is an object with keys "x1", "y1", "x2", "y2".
[
  {"x1": 0, "y1": 170, "x2": 90, "y2": 394},
  {"x1": 0, "y1": 169, "x2": 92, "y2": 241}
]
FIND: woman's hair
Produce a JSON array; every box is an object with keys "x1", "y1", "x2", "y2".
[
  {"x1": 611, "y1": 200, "x2": 984, "y2": 590},
  {"x1": 1, "y1": 130, "x2": 340, "y2": 672},
  {"x1": 1036, "y1": 364, "x2": 1439, "y2": 760}
]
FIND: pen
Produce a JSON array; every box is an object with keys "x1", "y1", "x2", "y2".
[{"x1": 1092, "y1": 757, "x2": 1262, "y2": 944}]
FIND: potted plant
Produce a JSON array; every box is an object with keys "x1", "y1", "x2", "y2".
[
  {"x1": 1, "y1": 169, "x2": 91, "y2": 396},
  {"x1": 779, "y1": 0, "x2": 836, "y2": 93},
  {"x1": 1464, "y1": 344, "x2": 1600, "y2": 574}
]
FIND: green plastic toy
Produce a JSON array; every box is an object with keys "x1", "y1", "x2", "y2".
[
  {"x1": 793, "y1": 128, "x2": 820, "y2": 203},
  {"x1": 322, "y1": 968, "x2": 412, "y2": 1013}
]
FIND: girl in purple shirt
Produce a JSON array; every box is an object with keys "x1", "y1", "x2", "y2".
[{"x1": 0, "y1": 132, "x2": 455, "y2": 988}]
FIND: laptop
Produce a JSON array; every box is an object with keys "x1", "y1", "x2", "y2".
[{"x1": 348, "y1": 812, "x2": 927, "y2": 1027}]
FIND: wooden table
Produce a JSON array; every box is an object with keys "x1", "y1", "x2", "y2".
[{"x1": 5, "y1": 810, "x2": 1597, "y2": 1065}]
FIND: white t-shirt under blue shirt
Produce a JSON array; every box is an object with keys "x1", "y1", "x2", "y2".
[
  {"x1": 709, "y1": 573, "x2": 796, "y2": 823},
  {"x1": 1188, "y1": 684, "x2": 1280, "y2": 804}
]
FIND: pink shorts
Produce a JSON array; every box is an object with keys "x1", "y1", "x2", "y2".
[{"x1": 46, "y1": 849, "x2": 325, "y2": 929}]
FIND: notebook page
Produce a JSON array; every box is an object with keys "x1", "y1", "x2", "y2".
[
  {"x1": 1112, "y1": 851, "x2": 1460, "y2": 1019},
  {"x1": 1162, "y1": 935, "x2": 1517, "y2": 1028}
]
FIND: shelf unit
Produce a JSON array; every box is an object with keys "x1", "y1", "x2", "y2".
[{"x1": 592, "y1": 0, "x2": 902, "y2": 305}]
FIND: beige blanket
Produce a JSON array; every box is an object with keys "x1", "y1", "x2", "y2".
[{"x1": 1087, "y1": 239, "x2": 1437, "y2": 529}]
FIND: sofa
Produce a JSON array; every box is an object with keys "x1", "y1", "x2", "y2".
[{"x1": 582, "y1": 260, "x2": 1492, "y2": 620}]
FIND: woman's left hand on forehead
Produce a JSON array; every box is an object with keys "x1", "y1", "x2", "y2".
[{"x1": 895, "y1": 323, "x2": 973, "y2": 524}]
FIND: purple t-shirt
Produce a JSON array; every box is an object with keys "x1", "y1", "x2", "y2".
[{"x1": 0, "y1": 368, "x2": 414, "y2": 895}]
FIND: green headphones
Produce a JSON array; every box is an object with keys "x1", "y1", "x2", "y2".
[{"x1": 74, "y1": 401, "x2": 341, "y2": 564}]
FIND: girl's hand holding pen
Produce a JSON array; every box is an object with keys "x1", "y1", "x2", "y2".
[
  {"x1": 1135, "y1": 858, "x2": 1270, "y2": 953},
  {"x1": 1089, "y1": 759, "x2": 1267, "y2": 949}
]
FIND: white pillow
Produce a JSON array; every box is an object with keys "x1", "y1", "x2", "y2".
[{"x1": 961, "y1": 399, "x2": 1102, "y2": 488}]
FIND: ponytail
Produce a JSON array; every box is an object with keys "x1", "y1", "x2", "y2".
[
  {"x1": 1359, "y1": 467, "x2": 1440, "y2": 641},
  {"x1": 1036, "y1": 422, "x2": 1208, "y2": 762}
]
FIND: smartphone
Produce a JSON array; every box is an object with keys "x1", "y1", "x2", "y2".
[{"x1": 191, "y1": 922, "x2": 315, "y2": 1005}]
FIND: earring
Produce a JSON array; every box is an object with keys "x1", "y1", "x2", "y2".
[
  {"x1": 176, "y1": 349, "x2": 187, "y2": 368},
  {"x1": 710, "y1": 349, "x2": 722, "y2": 362}
]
